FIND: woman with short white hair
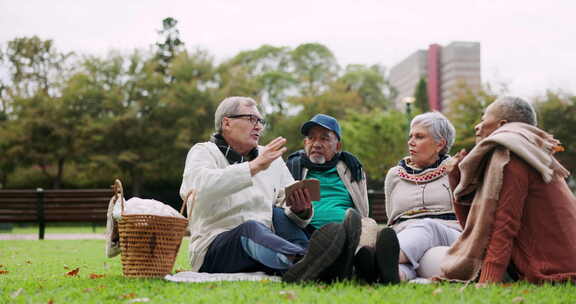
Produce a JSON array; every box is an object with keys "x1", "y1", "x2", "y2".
[{"x1": 355, "y1": 112, "x2": 462, "y2": 283}]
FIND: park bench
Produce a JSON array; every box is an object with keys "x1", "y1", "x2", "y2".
[
  {"x1": 0, "y1": 188, "x2": 113, "y2": 239},
  {"x1": 368, "y1": 191, "x2": 387, "y2": 224}
]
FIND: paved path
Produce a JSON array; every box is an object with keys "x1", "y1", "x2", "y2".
[{"x1": 0, "y1": 233, "x2": 105, "y2": 240}]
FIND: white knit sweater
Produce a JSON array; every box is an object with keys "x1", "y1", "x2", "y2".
[
  {"x1": 384, "y1": 157, "x2": 456, "y2": 226},
  {"x1": 179, "y1": 142, "x2": 308, "y2": 271}
]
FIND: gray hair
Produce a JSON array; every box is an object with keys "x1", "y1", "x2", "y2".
[
  {"x1": 410, "y1": 112, "x2": 456, "y2": 156},
  {"x1": 214, "y1": 96, "x2": 257, "y2": 133},
  {"x1": 493, "y1": 96, "x2": 537, "y2": 126}
]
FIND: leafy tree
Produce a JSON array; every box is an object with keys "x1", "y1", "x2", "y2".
[
  {"x1": 0, "y1": 48, "x2": 7, "y2": 114},
  {"x1": 444, "y1": 87, "x2": 497, "y2": 154},
  {"x1": 92, "y1": 51, "x2": 173, "y2": 195},
  {"x1": 155, "y1": 17, "x2": 184, "y2": 77},
  {"x1": 340, "y1": 109, "x2": 408, "y2": 189},
  {"x1": 414, "y1": 77, "x2": 429, "y2": 112},
  {"x1": 167, "y1": 50, "x2": 218, "y2": 149},
  {"x1": 0, "y1": 37, "x2": 76, "y2": 188},
  {"x1": 219, "y1": 45, "x2": 294, "y2": 113},
  {"x1": 534, "y1": 91, "x2": 576, "y2": 174},
  {"x1": 3, "y1": 36, "x2": 73, "y2": 97},
  {"x1": 338, "y1": 64, "x2": 393, "y2": 111},
  {"x1": 290, "y1": 43, "x2": 339, "y2": 96}
]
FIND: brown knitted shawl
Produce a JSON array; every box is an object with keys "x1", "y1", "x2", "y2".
[{"x1": 439, "y1": 122, "x2": 569, "y2": 282}]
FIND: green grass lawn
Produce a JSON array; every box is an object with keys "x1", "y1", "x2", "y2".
[{"x1": 1, "y1": 238, "x2": 575, "y2": 303}]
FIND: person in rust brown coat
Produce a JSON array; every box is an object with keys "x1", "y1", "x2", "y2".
[{"x1": 442, "y1": 96, "x2": 576, "y2": 284}]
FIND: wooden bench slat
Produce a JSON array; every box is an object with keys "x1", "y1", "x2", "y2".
[
  {"x1": 368, "y1": 191, "x2": 387, "y2": 224},
  {"x1": 45, "y1": 211, "x2": 108, "y2": 216},
  {"x1": 0, "y1": 209, "x2": 37, "y2": 216},
  {"x1": 0, "y1": 197, "x2": 38, "y2": 201},
  {"x1": 0, "y1": 215, "x2": 38, "y2": 221},
  {"x1": 0, "y1": 203, "x2": 38, "y2": 209},
  {"x1": 0, "y1": 188, "x2": 112, "y2": 239},
  {"x1": 44, "y1": 216, "x2": 107, "y2": 220}
]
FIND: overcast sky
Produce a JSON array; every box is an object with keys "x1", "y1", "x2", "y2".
[{"x1": 1, "y1": 0, "x2": 575, "y2": 99}]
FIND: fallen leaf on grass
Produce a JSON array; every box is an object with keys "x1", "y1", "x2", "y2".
[
  {"x1": 279, "y1": 290, "x2": 297, "y2": 300},
  {"x1": 10, "y1": 288, "x2": 23, "y2": 298},
  {"x1": 512, "y1": 296, "x2": 524, "y2": 303},
  {"x1": 47, "y1": 300, "x2": 54, "y2": 304},
  {"x1": 475, "y1": 283, "x2": 488, "y2": 289},
  {"x1": 0, "y1": 270, "x2": 9, "y2": 275},
  {"x1": 89, "y1": 273, "x2": 105, "y2": 279},
  {"x1": 26, "y1": 260, "x2": 32, "y2": 264},
  {"x1": 63, "y1": 265, "x2": 69, "y2": 270},
  {"x1": 119, "y1": 293, "x2": 137, "y2": 299},
  {"x1": 85, "y1": 286, "x2": 107, "y2": 292},
  {"x1": 175, "y1": 269, "x2": 185, "y2": 273},
  {"x1": 127, "y1": 298, "x2": 150, "y2": 303},
  {"x1": 66, "y1": 268, "x2": 80, "y2": 276},
  {"x1": 432, "y1": 288, "x2": 443, "y2": 295},
  {"x1": 521, "y1": 290, "x2": 530, "y2": 295}
]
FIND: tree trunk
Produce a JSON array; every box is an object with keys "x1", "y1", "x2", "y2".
[
  {"x1": 53, "y1": 158, "x2": 65, "y2": 189},
  {"x1": 39, "y1": 162, "x2": 55, "y2": 187},
  {"x1": 131, "y1": 168, "x2": 143, "y2": 197},
  {"x1": 0, "y1": 170, "x2": 7, "y2": 189}
]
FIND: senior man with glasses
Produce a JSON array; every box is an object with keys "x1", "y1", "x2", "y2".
[{"x1": 179, "y1": 97, "x2": 355, "y2": 282}]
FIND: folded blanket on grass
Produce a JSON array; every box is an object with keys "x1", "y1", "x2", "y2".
[
  {"x1": 164, "y1": 271, "x2": 281, "y2": 283},
  {"x1": 163, "y1": 271, "x2": 434, "y2": 284}
]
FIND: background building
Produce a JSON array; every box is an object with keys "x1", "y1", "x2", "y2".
[{"x1": 389, "y1": 41, "x2": 481, "y2": 112}]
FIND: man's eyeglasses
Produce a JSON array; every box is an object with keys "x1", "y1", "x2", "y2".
[{"x1": 227, "y1": 114, "x2": 267, "y2": 127}]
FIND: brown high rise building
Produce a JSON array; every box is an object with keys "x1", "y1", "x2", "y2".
[{"x1": 389, "y1": 41, "x2": 481, "y2": 112}]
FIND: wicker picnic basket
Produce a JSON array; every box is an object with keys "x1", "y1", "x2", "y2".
[{"x1": 112, "y1": 179, "x2": 190, "y2": 278}]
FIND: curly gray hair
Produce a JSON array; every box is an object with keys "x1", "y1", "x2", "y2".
[
  {"x1": 410, "y1": 112, "x2": 456, "y2": 156},
  {"x1": 492, "y1": 96, "x2": 537, "y2": 126}
]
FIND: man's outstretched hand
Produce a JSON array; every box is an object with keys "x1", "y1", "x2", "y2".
[{"x1": 249, "y1": 137, "x2": 287, "y2": 176}]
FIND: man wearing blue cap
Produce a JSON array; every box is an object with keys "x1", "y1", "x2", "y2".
[
  {"x1": 283, "y1": 113, "x2": 371, "y2": 281},
  {"x1": 180, "y1": 98, "x2": 350, "y2": 283}
]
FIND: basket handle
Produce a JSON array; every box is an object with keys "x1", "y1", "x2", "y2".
[
  {"x1": 182, "y1": 190, "x2": 197, "y2": 219},
  {"x1": 112, "y1": 179, "x2": 127, "y2": 216}
]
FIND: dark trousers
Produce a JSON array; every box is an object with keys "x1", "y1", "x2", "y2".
[{"x1": 199, "y1": 207, "x2": 309, "y2": 274}]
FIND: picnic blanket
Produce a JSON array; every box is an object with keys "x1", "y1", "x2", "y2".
[
  {"x1": 163, "y1": 271, "x2": 432, "y2": 284},
  {"x1": 164, "y1": 271, "x2": 281, "y2": 283}
]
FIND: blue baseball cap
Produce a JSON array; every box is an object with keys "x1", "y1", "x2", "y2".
[{"x1": 301, "y1": 114, "x2": 341, "y2": 141}]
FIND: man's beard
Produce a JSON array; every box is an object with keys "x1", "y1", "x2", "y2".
[{"x1": 309, "y1": 155, "x2": 326, "y2": 164}]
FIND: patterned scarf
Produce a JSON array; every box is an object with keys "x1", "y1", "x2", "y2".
[{"x1": 398, "y1": 154, "x2": 449, "y2": 175}]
